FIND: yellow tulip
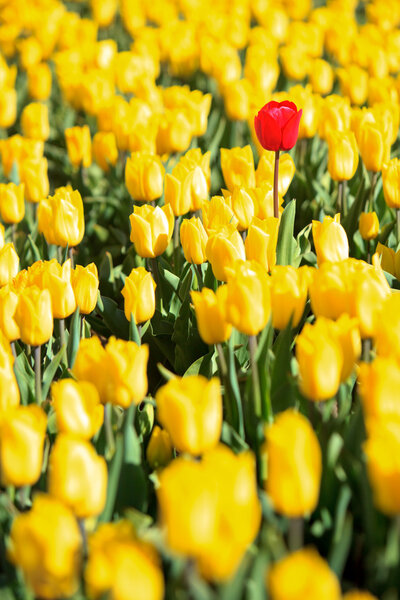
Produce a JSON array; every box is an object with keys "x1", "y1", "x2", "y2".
[
  {"x1": 14, "y1": 285, "x2": 53, "y2": 346},
  {"x1": 0, "y1": 404, "x2": 46, "y2": 486},
  {"x1": 38, "y1": 187, "x2": 85, "y2": 247},
  {"x1": 65, "y1": 125, "x2": 92, "y2": 168},
  {"x1": 20, "y1": 156, "x2": 49, "y2": 203},
  {"x1": 263, "y1": 410, "x2": 321, "y2": 516},
  {"x1": 71, "y1": 263, "x2": 99, "y2": 315},
  {"x1": 364, "y1": 423, "x2": 400, "y2": 515},
  {"x1": 191, "y1": 286, "x2": 232, "y2": 345},
  {"x1": 8, "y1": 493, "x2": 82, "y2": 600},
  {"x1": 206, "y1": 223, "x2": 246, "y2": 282},
  {"x1": 0, "y1": 242, "x2": 19, "y2": 286},
  {"x1": 48, "y1": 434, "x2": 107, "y2": 518},
  {"x1": 382, "y1": 158, "x2": 400, "y2": 209},
  {"x1": 129, "y1": 204, "x2": 174, "y2": 258},
  {"x1": 146, "y1": 425, "x2": 173, "y2": 470},
  {"x1": 270, "y1": 265, "x2": 309, "y2": 330},
  {"x1": 327, "y1": 130, "x2": 359, "y2": 181},
  {"x1": 180, "y1": 217, "x2": 208, "y2": 264},
  {"x1": 121, "y1": 266, "x2": 156, "y2": 323},
  {"x1": 312, "y1": 214, "x2": 349, "y2": 265},
  {"x1": 52, "y1": 379, "x2": 103, "y2": 439},
  {"x1": 268, "y1": 548, "x2": 341, "y2": 600},
  {"x1": 225, "y1": 260, "x2": 271, "y2": 336},
  {"x1": 0, "y1": 182, "x2": 25, "y2": 223},
  {"x1": 156, "y1": 375, "x2": 222, "y2": 455},
  {"x1": 359, "y1": 212, "x2": 379, "y2": 241},
  {"x1": 42, "y1": 259, "x2": 76, "y2": 319},
  {"x1": 220, "y1": 145, "x2": 256, "y2": 191},
  {"x1": 21, "y1": 102, "x2": 49, "y2": 141},
  {"x1": 125, "y1": 152, "x2": 164, "y2": 202},
  {"x1": 92, "y1": 131, "x2": 118, "y2": 172}
]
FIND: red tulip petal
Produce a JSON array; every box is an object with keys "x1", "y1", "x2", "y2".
[
  {"x1": 255, "y1": 110, "x2": 282, "y2": 151},
  {"x1": 281, "y1": 109, "x2": 302, "y2": 151}
]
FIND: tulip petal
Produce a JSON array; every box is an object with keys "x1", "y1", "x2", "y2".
[{"x1": 281, "y1": 109, "x2": 303, "y2": 151}]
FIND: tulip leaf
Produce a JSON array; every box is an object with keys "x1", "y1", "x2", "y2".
[
  {"x1": 41, "y1": 344, "x2": 67, "y2": 402},
  {"x1": 26, "y1": 234, "x2": 42, "y2": 263},
  {"x1": 341, "y1": 175, "x2": 366, "y2": 249},
  {"x1": 328, "y1": 512, "x2": 353, "y2": 578},
  {"x1": 67, "y1": 307, "x2": 81, "y2": 368},
  {"x1": 276, "y1": 199, "x2": 297, "y2": 266},
  {"x1": 129, "y1": 317, "x2": 141, "y2": 345},
  {"x1": 270, "y1": 321, "x2": 296, "y2": 413},
  {"x1": 98, "y1": 296, "x2": 129, "y2": 339},
  {"x1": 13, "y1": 348, "x2": 35, "y2": 405},
  {"x1": 98, "y1": 433, "x2": 124, "y2": 523}
]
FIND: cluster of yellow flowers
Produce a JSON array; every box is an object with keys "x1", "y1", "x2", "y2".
[{"x1": 0, "y1": 0, "x2": 399, "y2": 599}]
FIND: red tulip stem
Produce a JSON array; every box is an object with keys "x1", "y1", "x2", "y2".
[{"x1": 273, "y1": 150, "x2": 280, "y2": 219}]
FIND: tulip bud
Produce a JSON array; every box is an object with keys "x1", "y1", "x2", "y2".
[
  {"x1": 92, "y1": 131, "x2": 118, "y2": 172},
  {"x1": 164, "y1": 166, "x2": 208, "y2": 215},
  {"x1": 130, "y1": 203, "x2": 174, "y2": 258},
  {"x1": 0, "y1": 182, "x2": 25, "y2": 223},
  {"x1": 121, "y1": 266, "x2": 156, "y2": 323},
  {"x1": 225, "y1": 260, "x2": 271, "y2": 336},
  {"x1": 382, "y1": 158, "x2": 400, "y2": 209},
  {"x1": 270, "y1": 265, "x2": 309, "y2": 330},
  {"x1": 157, "y1": 457, "x2": 219, "y2": 556},
  {"x1": 358, "y1": 122, "x2": 390, "y2": 172},
  {"x1": 8, "y1": 493, "x2": 82, "y2": 600},
  {"x1": 364, "y1": 424, "x2": 400, "y2": 515},
  {"x1": 359, "y1": 357, "x2": 400, "y2": 435},
  {"x1": 20, "y1": 156, "x2": 49, "y2": 203},
  {"x1": 65, "y1": 125, "x2": 92, "y2": 168},
  {"x1": 0, "y1": 242, "x2": 19, "y2": 286},
  {"x1": 146, "y1": 425, "x2": 173, "y2": 469},
  {"x1": 0, "y1": 285, "x2": 20, "y2": 342},
  {"x1": 220, "y1": 145, "x2": 256, "y2": 191},
  {"x1": 21, "y1": 102, "x2": 50, "y2": 141},
  {"x1": 0, "y1": 88, "x2": 17, "y2": 128},
  {"x1": 0, "y1": 338, "x2": 19, "y2": 416},
  {"x1": 206, "y1": 224, "x2": 246, "y2": 282},
  {"x1": 296, "y1": 319, "x2": 343, "y2": 401},
  {"x1": 224, "y1": 186, "x2": 254, "y2": 231},
  {"x1": 38, "y1": 186, "x2": 84, "y2": 247},
  {"x1": 42, "y1": 259, "x2": 76, "y2": 319},
  {"x1": 71, "y1": 263, "x2": 99, "y2": 314},
  {"x1": 125, "y1": 152, "x2": 164, "y2": 202},
  {"x1": 27, "y1": 62, "x2": 52, "y2": 101},
  {"x1": 84, "y1": 521, "x2": 164, "y2": 600},
  {"x1": 310, "y1": 58, "x2": 334, "y2": 95},
  {"x1": 255, "y1": 151, "x2": 296, "y2": 196},
  {"x1": 73, "y1": 336, "x2": 149, "y2": 408},
  {"x1": 268, "y1": 548, "x2": 341, "y2": 600},
  {"x1": 263, "y1": 410, "x2": 322, "y2": 516},
  {"x1": 48, "y1": 434, "x2": 107, "y2": 518},
  {"x1": 0, "y1": 404, "x2": 46, "y2": 486},
  {"x1": 343, "y1": 592, "x2": 378, "y2": 600},
  {"x1": 359, "y1": 211, "x2": 379, "y2": 240},
  {"x1": 156, "y1": 109, "x2": 192, "y2": 155},
  {"x1": 327, "y1": 130, "x2": 359, "y2": 181},
  {"x1": 245, "y1": 217, "x2": 279, "y2": 271},
  {"x1": 156, "y1": 375, "x2": 223, "y2": 455},
  {"x1": 14, "y1": 286, "x2": 53, "y2": 346},
  {"x1": 337, "y1": 65, "x2": 368, "y2": 106},
  {"x1": 91, "y1": 0, "x2": 118, "y2": 27},
  {"x1": 52, "y1": 379, "x2": 104, "y2": 439},
  {"x1": 201, "y1": 195, "x2": 238, "y2": 234},
  {"x1": 180, "y1": 217, "x2": 208, "y2": 264},
  {"x1": 191, "y1": 286, "x2": 232, "y2": 345},
  {"x1": 312, "y1": 214, "x2": 349, "y2": 265},
  {"x1": 196, "y1": 445, "x2": 262, "y2": 582},
  {"x1": 254, "y1": 100, "x2": 302, "y2": 152}
]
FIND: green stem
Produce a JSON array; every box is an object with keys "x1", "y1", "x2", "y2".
[
  {"x1": 104, "y1": 403, "x2": 115, "y2": 460},
  {"x1": 34, "y1": 345, "x2": 42, "y2": 405},
  {"x1": 216, "y1": 342, "x2": 235, "y2": 427},
  {"x1": 195, "y1": 263, "x2": 204, "y2": 290},
  {"x1": 273, "y1": 150, "x2": 280, "y2": 219},
  {"x1": 288, "y1": 518, "x2": 304, "y2": 552},
  {"x1": 368, "y1": 171, "x2": 378, "y2": 212},
  {"x1": 69, "y1": 246, "x2": 75, "y2": 268},
  {"x1": 362, "y1": 338, "x2": 372, "y2": 363},
  {"x1": 248, "y1": 335, "x2": 262, "y2": 420}
]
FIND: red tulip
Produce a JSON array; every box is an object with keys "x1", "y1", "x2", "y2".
[{"x1": 254, "y1": 101, "x2": 302, "y2": 152}]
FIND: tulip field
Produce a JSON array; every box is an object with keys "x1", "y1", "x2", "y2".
[{"x1": 2, "y1": 0, "x2": 400, "y2": 598}]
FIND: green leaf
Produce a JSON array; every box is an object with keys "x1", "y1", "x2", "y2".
[
  {"x1": 41, "y1": 344, "x2": 66, "y2": 402},
  {"x1": 98, "y1": 433, "x2": 124, "y2": 523},
  {"x1": 14, "y1": 349, "x2": 35, "y2": 405},
  {"x1": 129, "y1": 317, "x2": 141, "y2": 345},
  {"x1": 270, "y1": 320, "x2": 296, "y2": 413},
  {"x1": 276, "y1": 199, "x2": 296, "y2": 266},
  {"x1": 328, "y1": 512, "x2": 353, "y2": 577},
  {"x1": 342, "y1": 175, "x2": 366, "y2": 246},
  {"x1": 98, "y1": 296, "x2": 129, "y2": 339}
]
